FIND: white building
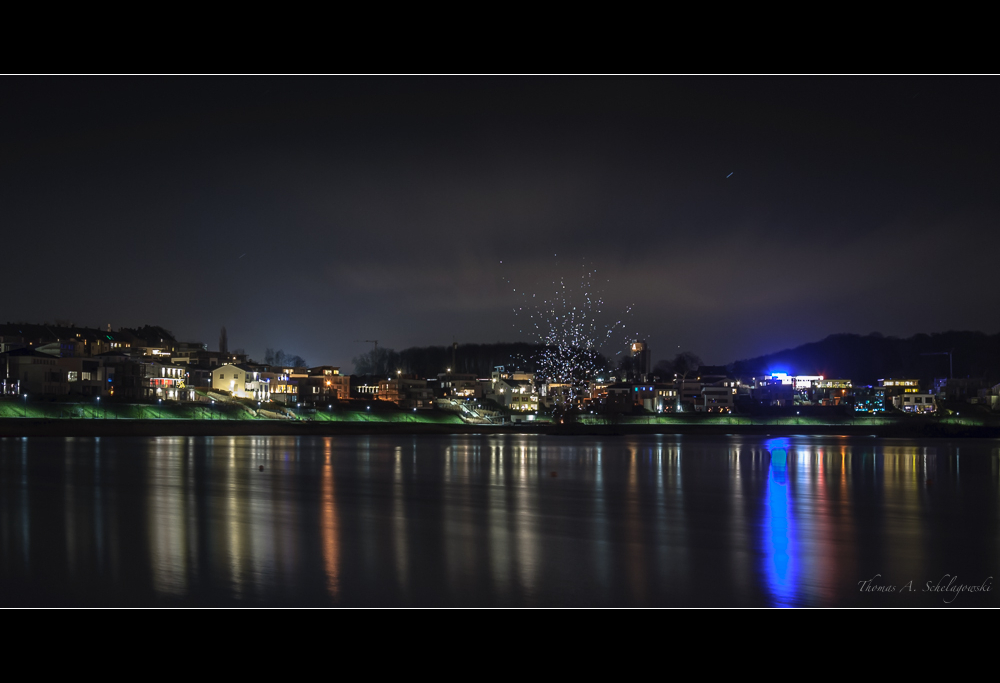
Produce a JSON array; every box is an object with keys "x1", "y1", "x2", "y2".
[
  {"x1": 892, "y1": 393, "x2": 936, "y2": 413},
  {"x1": 211, "y1": 364, "x2": 270, "y2": 401},
  {"x1": 486, "y1": 368, "x2": 538, "y2": 411},
  {"x1": 761, "y1": 373, "x2": 826, "y2": 390},
  {"x1": 145, "y1": 361, "x2": 185, "y2": 400}
]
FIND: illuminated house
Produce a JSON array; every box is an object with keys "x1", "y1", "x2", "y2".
[
  {"x1": 752, "y1": 375, "x2": 794, "y2": 406},
  {"x1": 605, "y1": 383, "x2": 676, "y2": 412},
  {"x1": 1, "y1": 348, "x2": 72, "y2": 396},
  {"x1": 438, "y1": 372, "x2": 482, "y2": 399},
  {"x1": 541, "y1": 382, "x2": 565, "y2": 404},
  {"x1": 817, "y1": 379, "x2": 852, "y2": 388},
  {"x1": 676, "y1": 377, "x2": 703, "y2": 406},
  {"x1": 211, "y1": 364, "x2": 270, "y2": 401},
  {"x1": 851, "y1": 386, "x2": 885, "y2": 413},
  {"x1": 139, "y1": 361, "x2": 185, "y2": 400},
  {"x1": 813, "y1": 378, "x2": 852, "y2": 405},
  {"x1": 266, "y1": 368, "x2": 299, "y2": 404},
  {"x1": 892, "y1": 393, "x2": 936, "y2": 413},
  {"x1": 985, "y1": 383, "x2": 1000, "y2": 411},
  {"x1": 656, "y1": 386, "x2": 677, "y2": 411},
  {"x1": 698, "y1": 384, "x2": 735, "y2": 413},
  {"x1": 1, "y1": 348, "x2": 116, "y2": 397},
  {"x1": 486, "y1": 369, "x2": 538, "y2": 411},
  {"x1": 751, "y1": 373, "x2": 852, "y2": 406},
  {"x1": 503, "y1": 380, "x2": 538, "y2": 411},
  {"x1": 351, "y1": 376, "x2": 380, "y2": 399},
  {"x1": 879, "y1": 378, "x2": 920, "y2": 395},
  {"x1": 377, "y1": 375, "x2": 435, "y2": 409},
  {"x1": 313, "y1": 366, "x2": 349, "y2": 399}
]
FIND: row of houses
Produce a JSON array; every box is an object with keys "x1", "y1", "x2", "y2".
[
  {"x1": 3, "y1": 323, "x2": 998, "y2": 414},
  {"x1": 478, "y1": 369, "x2": 1000, "y2": 415},
  {"x1": 1, "y1": 347, "x2": 191, "y2": 400}
]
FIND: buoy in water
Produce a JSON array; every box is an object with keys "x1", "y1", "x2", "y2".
[{"x1": 259, "y1": 465, "x2": 264, "y2": 471}]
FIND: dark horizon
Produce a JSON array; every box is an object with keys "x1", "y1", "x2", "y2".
[{"x1": 3, "y1": 77, "x2": 998, "y2": 369}]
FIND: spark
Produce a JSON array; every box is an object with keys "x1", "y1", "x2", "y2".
[{"x1": 507, "y1": 259, "x2": 634, "y2": 406}]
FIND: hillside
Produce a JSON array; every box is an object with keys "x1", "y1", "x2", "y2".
[{"x1": 729, "y1": 332, "x2": 1000, "y2": 386}]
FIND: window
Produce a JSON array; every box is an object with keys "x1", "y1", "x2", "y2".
[
  {"x1": 220, "y1": 374, "x2": 225, "y2": 379},
  {"x1": 68, "y1": 371, "x2": 78, "y2": 382},
  {"x1": 914, "y1": 397, "x2": 922, "y2": 403}
]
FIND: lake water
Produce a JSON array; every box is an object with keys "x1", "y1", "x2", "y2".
[{"x1": 1, "y1": 434, "x2": 997, "y2": 607}]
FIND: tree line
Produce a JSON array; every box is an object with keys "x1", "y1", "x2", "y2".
[{"x1": 353, "y1": 342, "x2": 614, "y2": 378}]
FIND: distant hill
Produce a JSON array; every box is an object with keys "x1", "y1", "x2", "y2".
[{"x1": 729, "y1": 332, "x2": 1000, "y2": 386}]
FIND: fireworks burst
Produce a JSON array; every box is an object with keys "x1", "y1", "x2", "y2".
[{"x1": 504, "y1": 259, "x2": 634, "y2": 405}]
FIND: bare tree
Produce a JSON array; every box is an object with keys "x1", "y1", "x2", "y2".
[
  {"x1": 654, "y1": 351, "x2": 702, "y2": 377},
  {"x1": 266, "y1": 348, "x2": 308, "y2": 368},
  {"x1": 353, "y1": 347, "x2": 400, "y2": 375}
]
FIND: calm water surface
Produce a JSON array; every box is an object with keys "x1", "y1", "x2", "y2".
[{"x1": 1, "y1": 434, "x2": 998, "y2": 607}]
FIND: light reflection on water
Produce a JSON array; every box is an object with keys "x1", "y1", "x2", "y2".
[
  {"x1": 763, "y1": 440, "x2": 793, "y2": 606},
  {"x1": 1, "y1": 434, "x2": 998, "y2": 607}
]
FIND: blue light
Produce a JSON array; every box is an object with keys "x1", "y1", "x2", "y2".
[{"x1": 762, "y1": 438, "x2": 799, "y2": 607}]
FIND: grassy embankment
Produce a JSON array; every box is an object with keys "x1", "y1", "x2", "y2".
[
  {"x1": 1, "y1": 399, "x2": 997, "y2": 437},
  {"x1": 0, "y1": 399, "x2": 464, "y2": 424}
]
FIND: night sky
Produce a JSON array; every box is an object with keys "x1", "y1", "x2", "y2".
[{"x1": 3, "y1": 77, "x2": 998, "y2": 369}]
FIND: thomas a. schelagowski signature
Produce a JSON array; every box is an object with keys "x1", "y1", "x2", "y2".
[{"x1": 858, "y1": 574, "x2": 993, "y2": 603}]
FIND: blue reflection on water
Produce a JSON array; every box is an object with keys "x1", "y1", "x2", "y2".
[{"x1": 763, "y1": 438, "x2": 799, "y2": 606}]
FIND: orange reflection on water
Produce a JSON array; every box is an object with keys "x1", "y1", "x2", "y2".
[
  {"x1": 624, "y1": 444, "x2": 648, "y2": 604},
  {"x1": 321, "y1": 437, "x2": 340, "y2": 600}
]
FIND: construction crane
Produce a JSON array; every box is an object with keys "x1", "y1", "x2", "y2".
[
  {"x1": 355, "y1": 339, "x2": 378, "y2": 352},
  {"x1": 920, "y1": 351, "x2": 953, "y2": 379}
]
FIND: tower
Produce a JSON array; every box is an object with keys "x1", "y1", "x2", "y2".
[{"x1": 631, "y1": 341, "x2": 651, "y2": 381}]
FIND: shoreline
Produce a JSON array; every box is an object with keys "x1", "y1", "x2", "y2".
[{"x1": 2, "y1": 419, "x2": 998, "y2": 439}]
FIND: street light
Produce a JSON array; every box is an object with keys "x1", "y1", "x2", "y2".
[{"x1": 22, "y1": 394, "x2": 27, "y2": 418}]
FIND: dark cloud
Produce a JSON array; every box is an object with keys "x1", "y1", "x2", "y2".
[{"x1": 1, "y1": 77, "x2": 997, "y2": 369}]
